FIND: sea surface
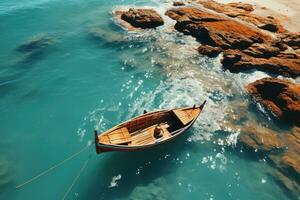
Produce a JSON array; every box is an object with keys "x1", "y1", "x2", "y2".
[{"x1": 0, "y1": 0, "x2": 292, "y2": 199}]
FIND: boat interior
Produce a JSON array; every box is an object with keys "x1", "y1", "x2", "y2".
[{"x1": 98, "y1": 107, "x2": 200, "y2": 147}]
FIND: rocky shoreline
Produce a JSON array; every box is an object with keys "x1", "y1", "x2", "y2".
[{"x1": 113, "y1": 0, "x2": 300, "y2": 198}]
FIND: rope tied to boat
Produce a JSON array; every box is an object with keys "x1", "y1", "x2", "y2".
[
  {"x1": 15, "y1": 145, "x2": 91, "y2": 189},
  {"x1": 61, "y1": 156, "x2": 91, "y2": 200}
]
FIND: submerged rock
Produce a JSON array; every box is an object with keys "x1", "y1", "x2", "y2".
[
  {"x1": 14, "y1": 34, "x2": 54, "y2": 66},
  {"x1": 89, "y1": 28, "x2": 125, "y2": 44},
  {"x1": 116, "y1": 8, "x2": 164, "y2": 29},
  {"x1": 246, "y1": 78, "x2": 300, "y2": 124},
  {"x1": 278, "y1": 152, "x2": 300, "y2": 181},
  {"x1": 197, "y1": 45, "x2": 222, "y2": 57},
  {"x1": 238, "y1": 124, "x2": 285, "y2": 153},
  {"x1": 17, "y1": 34, "x2": 53, "y2": 53},
  {"x1": 165, "y1": 7, "x2": 269, "y2": 50},
  {"x1": 129, "y1": 178, "x2": 167, "y2": 200},
  {"x1": 237, "y1": 123, "x2": 300, "y2": 198},
  {"x1": 269, "y1": 169, "x2": 300, "y2": 199}
]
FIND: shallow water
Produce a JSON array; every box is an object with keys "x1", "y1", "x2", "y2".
[{"x1": 0, "y1": 0, "x2": 293, "y2": 199}]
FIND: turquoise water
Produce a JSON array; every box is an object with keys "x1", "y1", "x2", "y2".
[{"x1": 0, "y1": 0, "x2": 291, "y2": 199}]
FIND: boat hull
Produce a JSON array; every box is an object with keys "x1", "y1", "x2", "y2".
[
  {"x1": 96, "y1": 119, "x2": 195, "y2": 153},
  {"x1": 94, "y1": 102, "x2": 205, "y2": 154}
]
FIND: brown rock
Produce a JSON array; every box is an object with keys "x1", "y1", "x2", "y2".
[
  {"x1": 173, "y1": 1, "x2": 185, "y2": 6},
  {"x1": 226, "y1": 2, "x2": 254, "y2": 12},
  {"x1": 280, "y1": 32, "x2": 300, "y2": 50},
  {"x1": 277, "y1": 51, "x2": 300, "y2": 59},
  {"x1": 196, "y1": 0, "x2": 253, "y2": 17},
  {"x1": 237, "y1": 15, "x2": 285, "y2": 33},
  {"x1": 222, "y1": 49, "x2": 300, "y2": 77},
  {"x1": 246, "y1": 78, "x2": 300, "y2": 124},
  {"x1": 242, "y1": 43, "x2": 281, "y2": 58},
  {"x1": 196, "y1": 0, "x2": 286, "y2": 32},
  {"x1": 117, "y1": 8, "x2": 164, "y2": 29},
  {"x1": 165, "y1": 7, "x2": 269, "y2": 50},
  {"x1": 198, "y1": 45, "x2": 222, "y2": 57}
]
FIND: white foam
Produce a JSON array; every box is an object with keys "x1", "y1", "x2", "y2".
[{"x1": 108, "y1": 174, "x2": 122, "y2": 188}]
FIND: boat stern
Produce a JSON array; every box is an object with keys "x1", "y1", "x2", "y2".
[{"x1": 94, "y1": 130, "x2": 102, "y2": 154}]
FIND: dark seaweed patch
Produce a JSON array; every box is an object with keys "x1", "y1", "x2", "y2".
[{"x1": 16, "y1": 35, "x2": 53, "y2": 53}]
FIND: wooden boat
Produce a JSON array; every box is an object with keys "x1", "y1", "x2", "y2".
[{"x1": 94, "y1": 101, "x2": 206, "y2": 154}]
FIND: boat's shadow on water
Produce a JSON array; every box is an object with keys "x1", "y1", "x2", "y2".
[{"x1": 83, "y1": 131, "x2": 194, "y2": 199}]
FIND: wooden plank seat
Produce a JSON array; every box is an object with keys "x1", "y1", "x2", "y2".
[
  {"x1": 130, "y1": 123, "x2": 171, "y2": 145},
  {"x1": 130, "y1": 127, "x2": 155, "y2": 146},
  {"x1": 172, "y1": 109, "x2": 193, "y2": 125},
  {"x1": 103, "y1": 127, "x2": 131, "y2": 145},
  {"x1": 101, "y1": 123, "x2": 172, "y2": 146}
]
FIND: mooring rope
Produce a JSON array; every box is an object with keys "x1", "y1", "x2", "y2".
[
  {"x1": 61, "y1": 157, "x2": 90, "y2": 200},
  {"x1": 16, "y1": 145, "x2": 90, "y2": 189}
]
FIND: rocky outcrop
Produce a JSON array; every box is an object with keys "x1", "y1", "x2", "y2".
[
  {"x1": 222, "y1": 50, "x2": 300, "y2": 78},
  {"x1": 195, "y1": 0, "x2": 253, "y2": 17},
  {"x1": 246, "y1": 78, "x2": 300, "y2": 125},
  {"x1": 165, "y1": 7, "x2": 269, "y2": 49},
  {"x1": 226, "y1": 2, "x2": 254, "y2": 12},
  {"x1": 173, "y1": 1, "x2": 185, "y2": 6},
  {"x1": 116, "y1": 8, "x2": 164, "y2": 29},
  {"x1": 195, "y1": 0, "x2": 286, "y2": 32},
  {"x1": 165, "y1": 6, "x2": 300, "y2": 77},
  {"x1": 197, "y1": 45, "x2": 222, "y2": 57},
  {"x1": 241, "y1": 43, "x2": 282, "y2": 58},
  {"x1": 280, "y1": 32, "x2": 300, "y2": 50},
  {"x1": 165, "y1": 4, "x2": 300, "y2": 77}
]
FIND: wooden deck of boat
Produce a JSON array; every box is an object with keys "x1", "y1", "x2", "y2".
[{"x1": 99, "y1": 123, "x2": 171, "y2": 146}]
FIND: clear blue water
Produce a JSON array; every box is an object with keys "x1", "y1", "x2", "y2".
[{"x1": 0, "y1": 0, "x2": 291, "y2": 199}]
